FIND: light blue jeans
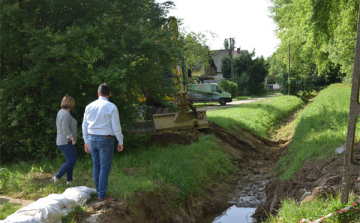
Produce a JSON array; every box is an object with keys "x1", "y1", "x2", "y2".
[{"x1": 89, "y1": 135, "x2": 114, "y2": 199}]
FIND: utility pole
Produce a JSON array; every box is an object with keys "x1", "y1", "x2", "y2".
[{"x1": 288, "y1": 44, "x2": 290, "y2": 95}]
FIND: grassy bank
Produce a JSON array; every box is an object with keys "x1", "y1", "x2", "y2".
[
  {"x1": 265, "y1": 84, "x2": 360, "y2": 223},
  {"x1": 0, "y1": 135, "x2": 235, "y2": 219},
  {"x1": 207, "y1": 95, "x2": 303, "y2": 138},
  {"x1": 266, "y1": 193, "x2": 360, "y2": 223},
  {"x1": 277, "y1": 84, "x2": 354, "y2": 180}
]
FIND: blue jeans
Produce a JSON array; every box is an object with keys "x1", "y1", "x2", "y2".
[
  {"x1": 56, "y1": 141, "x2": 77, "y2": 182},
  {"x1": 89, "y1": 135, "x2": 114, "y2": 199}
]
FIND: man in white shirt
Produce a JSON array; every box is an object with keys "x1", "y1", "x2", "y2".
[{"x1": 82, "y1": 83, "x2": 124, "y2": 202}]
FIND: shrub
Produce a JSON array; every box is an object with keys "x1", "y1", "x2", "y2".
[{"x1": 219, "y1": 79, "x2": 238, "y2": 97}]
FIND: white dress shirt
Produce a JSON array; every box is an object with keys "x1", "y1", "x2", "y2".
[{"x1": 82, "y1": 97, "x2": 123, "y2": 145}]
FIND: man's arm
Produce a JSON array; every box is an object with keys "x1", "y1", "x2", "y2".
[
  {"x1": 82, "y1": 107, "x2": 90, "y2": 153},
  {"x1": 111, "y1": 106, "x2": 124, "y2": 149}
]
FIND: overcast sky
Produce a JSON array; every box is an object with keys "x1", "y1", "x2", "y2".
[{"x1": 155, "y1": 0, "x2": 280, "y2": 58}]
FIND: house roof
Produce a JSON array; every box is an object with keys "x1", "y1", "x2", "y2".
[{"x1": 211, "y1": 49, "x2": 248, "y2": 73}]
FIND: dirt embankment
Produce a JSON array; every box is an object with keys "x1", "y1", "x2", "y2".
[
  {"x1": 79, "y1": 120, "x2": 360, "y2": 223},
  {"x1": 253, "y1": 144, "x2": 360, "y2": 222},
  {"x1": 75, "y1": 123, "x2": 287, "y2": 223}
]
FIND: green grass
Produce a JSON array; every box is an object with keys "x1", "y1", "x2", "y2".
[
  {"x1": 232, "y1": 90, "x2": 282, "y2": 101},
  {"x1": 0, "y1": 202, "x2": 21, "y2": 220},
  {"x1": 206, "y1": 95, "x2": 303, "y2": 138},
  {"x1": 276, "y1": 84, "x2": 356, "y2": 180},
  {"x1": 61, "y1": 205, "x2": 88, "y2": 223},
  {"x1": 0, "y1": 135, "x2": 236, "y2": 217},
  {"x1": 265, "y1": 193, "x2": 360, "y2": 223}
]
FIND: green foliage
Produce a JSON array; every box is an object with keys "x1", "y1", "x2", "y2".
[
  {"x1": 0, "y1": 0, "x2": 184, "y2": 163},
  {"x1": 265, "y1": 193, "x2": 360, "y2": 223},
  {"x1": 277, "y1": 84, "x2": 354, "y2": 180},
  {"x1": 222, "y1": 50, "x2": 268, "y2": 95},
  {"x1": 0, "y1": 135, "x2": 235, "y2": 209},
  {"x1": 219, "y1": 79, "x2": 238, "y2": 97},
  {"x1": 221, "y1": 55, "x2": 232, "y2": 79},
  {"x1": 0, "y1": 168, "x2": 10, "y2": 191},
  {"x1": 110, "y1": 135, "x2": 235, "y2": 201},
  {"x1": 207, "y1": 95, "x2": 303, "y2": 138},
  {"x1": 62, "y1": 205, "x2": 88, "y2": 223},
  {"x1": 268, "y1": 0, "x2": 357, "y2": 85},
  {"x1": 0, "y1": 202, "x2": 21, "y2": 220},
  {"x1": 181, "y1": 31, "x2": 213, "y2": 70}
]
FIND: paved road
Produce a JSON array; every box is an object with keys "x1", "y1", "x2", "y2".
[{"x1": 196, "y1": 94, "x2": 283, "y2": 111}]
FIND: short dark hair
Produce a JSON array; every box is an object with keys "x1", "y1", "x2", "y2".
[{"x1": 98, "y1": 83, "x2": 110, "y2": 96}]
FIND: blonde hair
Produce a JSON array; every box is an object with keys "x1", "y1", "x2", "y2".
[{"x1": 61, "y1": 96, "x2": 75, "y2": 109}]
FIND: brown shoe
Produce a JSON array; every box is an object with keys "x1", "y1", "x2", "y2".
[{"x1": 98, "y1": 197, "x2": 118, "y2": 202}]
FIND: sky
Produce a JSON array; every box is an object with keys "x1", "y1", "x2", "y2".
[{"x1": 155, "y1": 0, "x2": 280, "y2": 58}]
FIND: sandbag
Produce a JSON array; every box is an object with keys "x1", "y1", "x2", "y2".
[
  {"x1": 14, "y1": 204, "x2": 66, "y2": 223},
  {"x1": 3, "y1": 186, "x2": 96, "y2": 223},
  {"x1": 45, "y1": 194, "x2": 76, "y2": 209}
]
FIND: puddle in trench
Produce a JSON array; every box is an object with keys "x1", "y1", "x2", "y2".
[
  {"x1": 199, "y1": 206, "x2": 256, "y2": 223},
  {"x1": 200, "y1": 174, "x2": 269, "y2": 223}
]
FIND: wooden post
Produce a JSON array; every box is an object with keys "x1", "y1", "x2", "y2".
[{"x1": 341, "y1": 4, "x2": 360, "y2": 204}]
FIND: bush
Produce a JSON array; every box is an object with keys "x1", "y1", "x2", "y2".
[{"x1": 219, "y1": 79, "x2": 238, "y2": 97}]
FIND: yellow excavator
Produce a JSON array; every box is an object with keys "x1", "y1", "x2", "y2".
[{"x1": 136, "y1": 17, "x2": 209, "y2": 133}]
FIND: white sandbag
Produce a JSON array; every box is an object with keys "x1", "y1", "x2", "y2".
[
  {"x1": 62, "y1": 190, "x2": 90, "y2": 204},
  {"x1": 65, "y1": 186, "x2": 97, "y2": 196},
  {"x1": 2, "y1": 214, "x2": 44, "y2": 223},
  {"x1": 15, "y1": 203, "x2": 66, "y2": 223},
  {"x1": 44, "y1": 194, "x2": 76, "y2": 209},
  {"x1": 32, "y1": 198, "x2": 64, "y2": 210},
  {"x1": 3, "y1": 186, "x2": 96, "y2": 223}
]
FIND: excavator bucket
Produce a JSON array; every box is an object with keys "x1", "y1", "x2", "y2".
[
  {"x1": 153, "y1": 110, "x2": 209, "y2": 133},
  {"x1": 152, "y1": 92, "x2": 210, "y2": 133}
]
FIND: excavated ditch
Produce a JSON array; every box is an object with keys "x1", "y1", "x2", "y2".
[
  {"x1": 75, "y1": 121, "x2": 360, "y2": 223},
  {"x1": 75, "y1": 123, "x2": 287, "y2": 222}
]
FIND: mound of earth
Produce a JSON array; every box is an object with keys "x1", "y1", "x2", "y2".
[{"x1": 252, "y1": 143, "x2": 360, "y2": 222}]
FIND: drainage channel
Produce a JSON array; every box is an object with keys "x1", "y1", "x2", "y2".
[{"x1": 199, "y1": 174, "x2": 269, "y2": 223}]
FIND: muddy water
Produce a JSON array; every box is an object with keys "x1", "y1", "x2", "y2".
[{"x1": 199, "y1": 174, "x2": 269, "y2": 223}]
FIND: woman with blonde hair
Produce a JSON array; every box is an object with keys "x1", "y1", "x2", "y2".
[{"x1": 51, "y1": 96, "x2": 77, "y2": 185}]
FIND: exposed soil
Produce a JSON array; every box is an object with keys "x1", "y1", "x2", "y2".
[
  {"x1": 74, "y1": 122, "x2": 287, "y2": 223},
  {"x1": 253, "y1": 144, "x2": 360, "y2": 222}
]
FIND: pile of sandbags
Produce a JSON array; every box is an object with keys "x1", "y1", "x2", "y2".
[{"x1": 1, "y1": 186, "x2": 97, "y2": 223}]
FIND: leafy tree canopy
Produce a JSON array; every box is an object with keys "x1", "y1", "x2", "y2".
[
  {"x1": 222, "y1": 49, "x2": 267, "y2": 95},
  {"x1": 0, "y1": 0, "x2": 210, "y2": 162},
  {"x1": 269, "y1": 0, "x2": 359, "y2": 85}
]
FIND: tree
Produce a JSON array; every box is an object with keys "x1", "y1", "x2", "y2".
[
  {"x1": 269, "y1": 0, "x2": 358, "y2": 84},
  {"x1": 0, "y1": 0, "x2": 181, "y2": 162},
  {"x1": 181, "y1": 31, "x2": 213, "y2": 75},
  {"x1": 222, "y1": 49, "x2": 268, "y2": 95},
  {"x1": 221, "y1": 56, "x2": 232, "y2": 79}
]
